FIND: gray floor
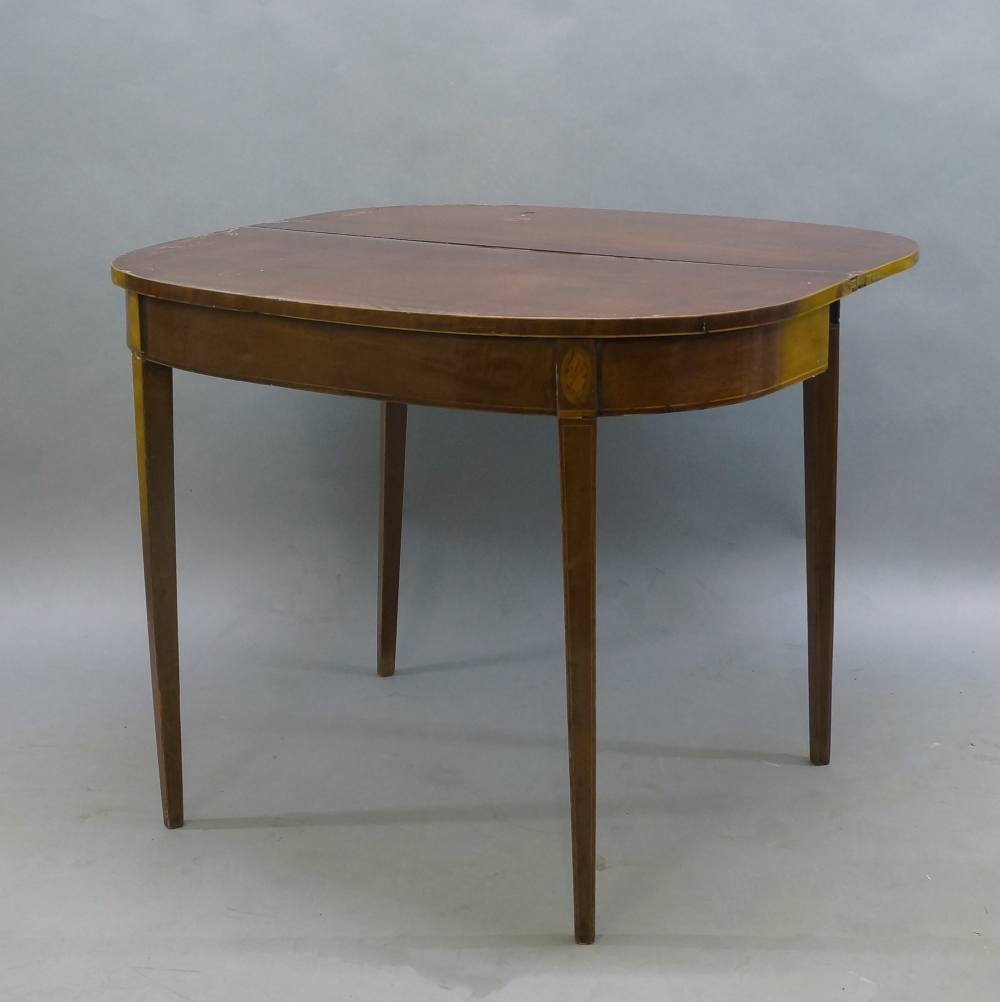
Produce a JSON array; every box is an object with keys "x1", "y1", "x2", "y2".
[{"x1": 2, "y1": 509, "x2": 998, "y2": 1000}]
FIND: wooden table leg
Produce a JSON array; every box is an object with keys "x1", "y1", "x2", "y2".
[
  {"x1": 377, "y1": 401, "x2": 407, "y2": 677},
  {"x1": 133, "y1": 355, "x2": 183, "y2": 828},
  {"x1": 803, "y1": 302, "x2": 840, "y2": 766},
  {"x1": 558, "y1": 415, "x2": 597, "y2": 944}
]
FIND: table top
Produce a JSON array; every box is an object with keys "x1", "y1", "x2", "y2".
[{"x1": 112, "y1": 205, "x2": 918, "y2": 338}]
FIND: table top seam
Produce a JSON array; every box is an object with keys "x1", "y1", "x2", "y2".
[{"x1": 250, "y1": 223, "x2": 863, "y2": 276}]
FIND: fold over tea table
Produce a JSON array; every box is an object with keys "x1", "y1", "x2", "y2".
[{"x1": 112, "y1": 205, "x2": 917, "y2": 943}]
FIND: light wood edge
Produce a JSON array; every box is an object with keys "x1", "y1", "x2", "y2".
[
  {"x1": 842, "y1": 247, "x2": 919, "y2": 292},
  {"x1": 127, "y1": 291, "x2": 142, "y2": 352},
  {"x1": 556, "y1": 341, "x2": 599, "y2": 418}
]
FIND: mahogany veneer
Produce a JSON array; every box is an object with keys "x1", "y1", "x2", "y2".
[{"x1": 114, "y1": 205, "x2": 917, "y2": 944}]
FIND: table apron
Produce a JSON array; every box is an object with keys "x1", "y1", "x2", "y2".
[
  {"x1": 133, "y1": 297, "x2": 830, "y2": 416},
  {"x1": 600, "y1": 307, "x2": 829, "y2": 414}
]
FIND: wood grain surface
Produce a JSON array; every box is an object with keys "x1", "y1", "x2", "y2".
[{"x1": 113, "y1": 205, "x2": 917, "y2": 338}]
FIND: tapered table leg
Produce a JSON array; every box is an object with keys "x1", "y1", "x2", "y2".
[
  {"x1": 377, "y1": 401, "x2": 407, "y2": 677},
  {"x1": 558, "y1": 415, "x2": 598, "y2": 944},
  {"x1": 803, "y1": 303, "x2": 840, "y2": 766},
  {"x1": 133, "y1": 355, "x2": 183, "y2": 828}
]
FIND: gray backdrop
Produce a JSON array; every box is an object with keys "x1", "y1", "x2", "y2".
[
  {"x1": 2, "y1": 2, "x2": 999, "y2": 999},
  {"x1": 3, "y1": 0, "x2": 999, "y2": 579}
]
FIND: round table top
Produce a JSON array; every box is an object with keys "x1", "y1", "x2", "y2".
[{"x1": 112, "y1": 205, "x2": 918, "y2": 338}]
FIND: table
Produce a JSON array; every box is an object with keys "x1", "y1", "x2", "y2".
[{"x1": 112, "y1": 205, "x2": 917, "y2": 943}]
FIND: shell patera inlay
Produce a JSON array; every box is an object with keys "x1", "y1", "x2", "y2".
[{"x1": 560, "y1": 346, "x2": 592, "y2": 406}]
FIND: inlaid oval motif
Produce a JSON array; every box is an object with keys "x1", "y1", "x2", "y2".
[{"x1": 560, "y1": 346, "x2": 592, "y2": 405}]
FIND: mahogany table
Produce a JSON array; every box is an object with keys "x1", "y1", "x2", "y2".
[{"x1": 112, "y1": 205, "x2": 917, "y2": 943}]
